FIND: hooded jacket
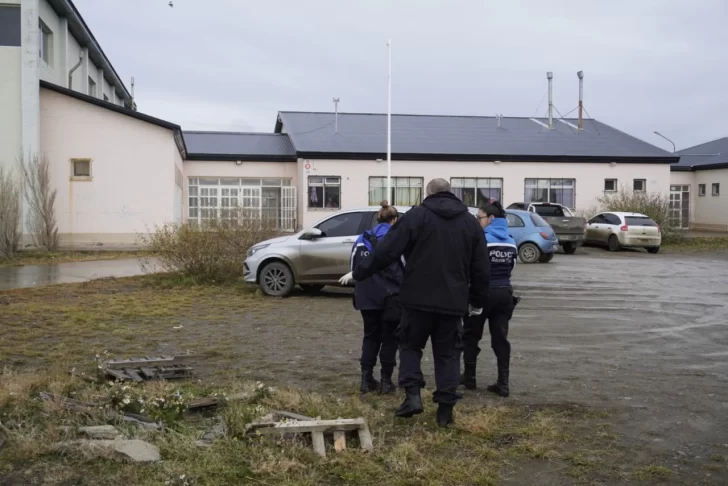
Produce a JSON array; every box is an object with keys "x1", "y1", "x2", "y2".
[
  {"x1": 350, "y1": 222, "x2": 404, "y2": 310},
  {"x1": 352, "y1": 192, "x2": 490, "y2": 316},
  {"x1": 485, "y1": 218, "x2": 517, "y2": 287}
]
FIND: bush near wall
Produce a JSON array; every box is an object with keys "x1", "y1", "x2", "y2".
[
  {"x1": 140, "y1": 215, "x2": 280, "y2": 283},
  {"x1": 598, "y1": 189, "x2": 682, "y2": 243}
]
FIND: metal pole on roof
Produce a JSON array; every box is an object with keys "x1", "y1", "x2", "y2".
[
  {"x1": 653, "y1": 131, "x2": 676, "y2": 153},
  {"x1": 386, "y1": 39, "x2": 392, "y2": 202}
]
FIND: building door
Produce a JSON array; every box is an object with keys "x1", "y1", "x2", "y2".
[
  {"x1": 281, "y1": 186, "x2": 297, "y2": 231},
  {"x1": 669, "y1": 185, "x2": 690, "y2": 229}
]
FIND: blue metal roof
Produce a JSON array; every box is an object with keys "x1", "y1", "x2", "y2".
[{"x1": 276, "y1": 111, "x2": 676, "y2": 162}]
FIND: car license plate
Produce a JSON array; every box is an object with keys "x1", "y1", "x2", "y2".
[{"x1": 562, "y1": 236, "x2": 575, "y2": 241}]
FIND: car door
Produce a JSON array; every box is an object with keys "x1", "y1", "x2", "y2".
[
  {"x1": 297, "y1": 211, "x2": 367, "y2": 282},
  {"x1": 506, "y1": 212, "x2": 527, "y2": 244},
  {"x1": 586, "y1": 214, "x2": 606, "y2": 243},
  {"x1": 602, "y1": 213, "x2": 623, "y2": 243}
]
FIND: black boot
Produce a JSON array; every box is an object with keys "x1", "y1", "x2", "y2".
[
  {"x1": 395, "y1": 387, "x2": 424, "y2": 418},
  {"x1": 486, "y1": 364, "x2": 509, "y2": 397},
  {"x1": 436, "y1": 403, "x2": 454, "y2": 427},
  {"x1": 360, "y1": 368, "x2": 380, "y2": 394},
  {"x1": 460, "y1": 362, "x2": 476, "y2": 390},
  {"x1": 379, "y1": 368, "x2": 397, "y2": 394}
]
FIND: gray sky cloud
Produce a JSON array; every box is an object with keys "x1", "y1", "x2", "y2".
[{"x1": 75, "y1": 0, "x2": 727, "y2": 150}]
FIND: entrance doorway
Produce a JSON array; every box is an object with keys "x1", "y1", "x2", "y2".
[{"x1": 669, "y1": 185, "x2": 690, "y2": 229}]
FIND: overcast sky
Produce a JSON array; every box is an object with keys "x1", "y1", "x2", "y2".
[{"x1": 74, "y1": 0, "x2": 727, "y2": 151}]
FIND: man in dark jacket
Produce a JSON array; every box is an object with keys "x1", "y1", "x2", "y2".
[{"x1": 351, "y1": 178, "x2": 490, "y2": 426}]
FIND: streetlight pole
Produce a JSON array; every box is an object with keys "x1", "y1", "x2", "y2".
[
  {"x1": 386, "y1": 39, "x2": 392, "y2": 203},
  {"x1": 653, "y1": 131, "x2": 676, "y2": 153}
]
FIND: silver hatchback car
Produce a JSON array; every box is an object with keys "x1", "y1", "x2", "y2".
[{"x1": 244, "y1": 206, "x2": 413, "y2": 297}]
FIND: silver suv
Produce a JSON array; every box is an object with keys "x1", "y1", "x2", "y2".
[{"x1": 244, "y1": 206, "x2": 414, "y2": 296}]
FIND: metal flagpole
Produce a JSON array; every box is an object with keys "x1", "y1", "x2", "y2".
[{"x1": 386, "y1": 39, "x2": 392, "y2": 203}]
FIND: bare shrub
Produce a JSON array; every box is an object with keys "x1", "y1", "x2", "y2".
[
  {"x1": 598, "y1": 189, "x2": 682, "y2": 243},
  {"x1": 139, "y1": 212, "x2": 280, "y2": 283},
  {"x1": 20, "y1": 154, "x2": 59, "y2": 251},
  {"x1": 0, "y1": 167, "x2": 22, "y2": 259}
]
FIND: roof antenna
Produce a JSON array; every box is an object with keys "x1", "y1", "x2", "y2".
[
  {"x1": 496, "y1": 113, "x2": 503, "y2": 128},
  {"x1": 547, "y1": 72, "x2": 554, "y2": 129},
  {"x1": 333, "y1": 97, "x2": 340, "y2": 133}
]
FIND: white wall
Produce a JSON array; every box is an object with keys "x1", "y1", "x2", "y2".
[
  {"x1": 0, "y1": 47, "x2": 21, "y2": 173},
  {"x1": 39, "y1": 88, "x2": 179, "y2": 247},
  {"x1": 38, "y1": 0, "x2": 61, "y2": 85},
  {"x1": 297, "y1": 159, "x2": 672, "y2": 228},
  {"x1": 694, "y1": 169, "x2": 728, "y2": 231}
]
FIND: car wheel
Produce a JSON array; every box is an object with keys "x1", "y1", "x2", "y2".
[
  {"x1": 646, "y1": 246, "x2": 660, "y2": 254},
  {"x1": 300, "y1": 284, "x2": 324, "y2": 294},
  {"x1": 519, "y1": 243, "x2": 541, "y2": 264},
  {"x1": 539, "y1": 252, "x2": 554, "y2": 263},
  {"x1": 562, "y1": 243, "x2": 577, "y2": 254},
  {"x1": 260, "y1": 262, "x2": 294, "y2": 297},
  {"x1": 608, "y1": 235, "x2": 621, "y2": 252}
]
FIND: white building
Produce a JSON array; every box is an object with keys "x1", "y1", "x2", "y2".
[
  {"x1": 1, "y1": 0, "x2": 682, "y2": 248},
  {"x1": 670, "y1": 137, "x2": 728, "y2": 232}
]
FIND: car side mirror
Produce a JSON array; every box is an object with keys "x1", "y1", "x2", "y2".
[{"x1": 300, "y1": 228, "x2": 323, "y2": 240}]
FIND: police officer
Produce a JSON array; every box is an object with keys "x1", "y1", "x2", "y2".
[
  {"x1": 461, "y1": 200, "x2": 517, "y2": 397},
  {"x1": 345, "y1": 179, "x2": 489, "y2": 427},
  {"x1": 344, "y1": 201, "x2": 403, "y2": 395}
]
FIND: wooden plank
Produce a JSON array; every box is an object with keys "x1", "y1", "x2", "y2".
[
  {"x1": 311, "y1": 431, "x2": 326, "y2": 457},
  {"x1": 247, "y1": 418, "x2": 366, "y2": 435},
  {"x1": 124, "y1": 369, "x2": 144, "y2": 382},
  {"x1": 139, "y1": 368, "x2": 158, "y2": 379},
  {"x1": 187, "y1": 397, "x2": 220, "y2": 410},
  {"x1": 357, "y1": 424, "x2": 374, "y2": 452},
  {"x1": 333, "y1": 431, "x2": 346, "y2": 452},
  {"x1": 105, "y1": 369, "x2": 129, "y2": 381},
  {"x1": 106, "y1": 356, "x2": 194, "y2": 369},
  {"x1": 273, "y1": 410, "x2": 315, "y2": 422}
]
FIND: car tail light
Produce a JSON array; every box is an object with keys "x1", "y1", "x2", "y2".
[
  {"x1": 620, "y1": 224, "x2": 629, "y2": 232},
  {"x1": 539, "y1": 232, "x2": 550, "y2": 240}
]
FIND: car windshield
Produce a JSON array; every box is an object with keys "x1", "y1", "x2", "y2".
[
  {"x1": 533, "y1": 205, "x2": 565, "y2": 216},
  {"x1": 530, "y1": 213, "x2": 549, "y2": 227},
  {"x1": 625, "y1": 216, "x2": 657, "y2": 226}
]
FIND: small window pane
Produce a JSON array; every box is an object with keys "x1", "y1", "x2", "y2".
[
  {"x1": 262, "y1": 178, "x2": 282, "y2": 186},
  {"x1": 220, "y1": 178, "x2": 239, "y2": 186},
  {"x1": 633, "y1": 179, "x2": 646, "y2": 192},
  {"x1": 73, "y1": 160, "x2": 90, "y2": 176},
  {"x1": 199, "y1": 178, "x2": 219, "y2": 185},
  {"x1": 317, "y1": 212, "x2": 364, "y2": 237},
  {"x1": 712, "y1": 183, "x2": 720, "y2": 196},
  {"x1": 506, "y1": 213, "x2": 525, "y2": 228},
  {"x1": 309, "y1": 176, "x2": 324, "y2": 185},
  {"x1": 604, "y1": 179, "x2": 617, "y2": 191},
  {"x1": 240, "y1": 179, "x2": 261, "y2": 186}
]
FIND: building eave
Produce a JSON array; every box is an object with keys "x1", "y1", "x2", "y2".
[
  {"x1": 184, "y1": 153, "x2": 297, "y2": 162},
  {"x1": 296, "y1": 152, "x2": 679, "y2": 164}
]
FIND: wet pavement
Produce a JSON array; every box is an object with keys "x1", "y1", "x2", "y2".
[{"x1": 0, "y1": 258, "x2": 150, "y2": 291}]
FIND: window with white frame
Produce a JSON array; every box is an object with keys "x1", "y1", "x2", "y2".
[
  {"x1": 713, "y1": 183, "x2": 720, "y2": 196},
  {"x1": 39, "y1": 19, "x2": 52, "y2": 65},
  {"x1": 450, "y1": 178, "x2": 502, "y2": 207},
  {"x1": 524, "y1": 179, "x2": 576, "y2": 208},
  {"x1": 604, "y1": 179, "x2": 617, "y2": 192},
  {"x1": 369, "y1": 177, "x2": 423, "y2": 206},
  {"x1": 88, "y1": 77, "x2": 97, "y2": 97},
  {"x1": 698, "y1": 184, "x2": 706, "y2": 196},
  {"x1": 308, "y1": 176, "x2": 340, "y2": 209},
  {"x1": 633, "y1": 179, "x2": 646, "y2": 192},
  {"x1": 70, "y1": 158, "x2": 91, "y2": 179},
  {"x1": 188, "y1": 178, "x2": 295, "y2": 230}
]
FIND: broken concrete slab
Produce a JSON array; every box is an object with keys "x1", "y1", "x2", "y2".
[
  {"x1": 69, "y1": 439, "x2": 161, "y2": 462},
  {"x1": 79, "y1": 425, "x2": 122, "y2": 440},
  {"x1": 195, "y1": 420, "x2": 227, "y2": 447}
]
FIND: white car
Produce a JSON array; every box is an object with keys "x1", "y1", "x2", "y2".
[{"x1": 585, "y1": 212, "x2": 662, "y2": 253}]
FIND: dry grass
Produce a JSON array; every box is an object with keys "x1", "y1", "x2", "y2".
[
  {"x1": 0, "y1": 250, "x2": 154, "y2": 268},
  {"x1": 0, "y1": 276, "x2": 694, "y2": 485}
]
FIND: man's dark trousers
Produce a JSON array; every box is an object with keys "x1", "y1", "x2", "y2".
[{"x1": 398, "y1": 308, "x2": 463, "y2": 405}]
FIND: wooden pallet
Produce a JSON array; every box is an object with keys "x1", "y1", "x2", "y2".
[
  {"x1": 103, "y1": 355, "x2": 194, "y2": 382},
  {"x1": 246, "y1": 417, "x2": 373, "y2": 457}
]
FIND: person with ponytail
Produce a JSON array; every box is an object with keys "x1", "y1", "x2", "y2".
[
  {"x1": 461, "y1": 200, "x2": 517, "y2": 397},
  {"x1": 341, "y1": 201, "x2": 403, "y2": 394}
]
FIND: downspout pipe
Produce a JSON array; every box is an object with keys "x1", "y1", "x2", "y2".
[{"x1": 68, "y1": 55, "x2": 83, "y2": 89}]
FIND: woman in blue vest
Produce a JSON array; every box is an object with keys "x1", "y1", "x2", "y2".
[
  {"x1": 345, "y1": 202, "x2": 404, "y2": 394},
  {"x1": 461, "y1": 200, "x2": 517, "y2": 397}
]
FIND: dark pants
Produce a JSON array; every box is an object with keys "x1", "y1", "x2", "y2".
[
  {"x1": 360, "y1": 310, "x2": 398, "y2": 372},
  {"x1": 463, "y1": 287, "x2": 513, "y2": 369},
  {"x1": 398, "y1": 308, "x2": 463, "y2": 405}
]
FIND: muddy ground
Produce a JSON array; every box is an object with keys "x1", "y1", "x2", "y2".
[{"x1": 2, "y1": 247, "x2": 728, "y2": 484}]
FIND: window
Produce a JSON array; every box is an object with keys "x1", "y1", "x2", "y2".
[
  {"x1": 604, "y1": 179, "x2": 617, "y2": 192},
  {"x1": 70, "y1": 158, "x2": 91, "y2": 179},
  {"x1": 633, "y1": 179, "x2": 646, "y2": 192},
  {"x1": 450, "y1": 178, "x2": 503, "y2": 207},
  {"x1": 88, "y1": 77, "x2": 97, "y2": 97},
  {"x1": 317, "y1": 212, "x2": 364, "y2": 238},
  {"x1": 698, "y1": 184, "x2": 706, "y2": 196},
  {"x1": 369, "y1": 177, "x2": 423, "y2": 206},
  {"x1": 589, "y1": 214, "x2": 606, "y2": 224},
  {"x1": 506, "y1": 213, "x2": 525, "y2": 228},
  {"x1": 308, "y1": 176, "x2": 340, "y2": 209},
  {"x1": 530, "y1": 213, "x2": 549, "y2": 227},
  {"x1": 524, "y1": 179, "x2": 575, "y2": 208},
  {"x1": 712, "y1": 183, "x2": 720, "y2": 196},
  {"x1": 604, "y1": 214, "x2": 622, "y2": 225},
  {"x1": 39, "y1": 20, "x2": 52, "y2": 64},
  {"x1": 625, "y1": 216, "x2": 657, "y2": 227}
]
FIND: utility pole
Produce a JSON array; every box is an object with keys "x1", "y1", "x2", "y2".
[
  {"x1": 653, "y1": 131, "x2": 676, "y2": 153},
  {"x1": 386, "y1": 39, "x2": 392, "y2": 202}
]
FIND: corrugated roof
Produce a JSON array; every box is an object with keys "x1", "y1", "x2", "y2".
[
  {"x1": 276, "y1": 112, "x2": 676, "y2": 162},
  {"x1": 672, "y1": 137, "x2": 728, "y2": 171},
  {"x1": 183, "y1": 131, "x2": 297, "y2": 161}
]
